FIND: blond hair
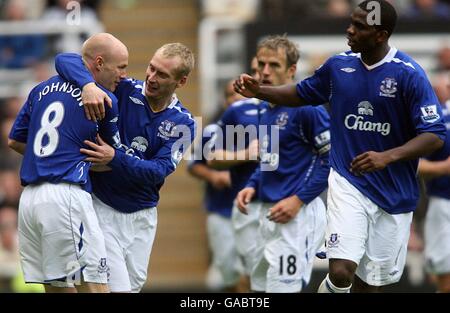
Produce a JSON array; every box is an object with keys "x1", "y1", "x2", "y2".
[
  {"x1": 257, "y1": 35, "x2": 300, "y2": 68},
  {"x1": 157, "y1": 43, "x2": 195, "y2": 79}
]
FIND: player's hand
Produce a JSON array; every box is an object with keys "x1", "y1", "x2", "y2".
[
  {"x1": 267, "y1": 195, "x2": 303, "y2": 224},
  {"x1": 81, "y1": 135, "x2": 115, "y2": 165},
  {"x1": 82, "y1": 82, "x2": 112, "y2": 122},
  {"x1": 236, "y1": 187, "x2": 256, "y2": 214},
  {"x1": 210, "y1": 171, "x2": 231, "y2": 190},
  {"x1": 234, "y1": 74, "x2": 260, "y2": 98},
  {"x1": 350, "y1": 151, "x2": 392, "y2": 175},
  {"x1": 246, "y1": 139, "x2": 259, "y2": 161}
]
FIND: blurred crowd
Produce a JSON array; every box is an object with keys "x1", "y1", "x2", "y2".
[{"x1": 201, "y1": 0, "x2": 450, "y2": 22}]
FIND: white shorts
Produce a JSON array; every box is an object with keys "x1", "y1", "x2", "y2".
[
  {"x1": 18, "y1": 183, "x2": 107, "y2": 287},
  {"x1": 326, "y1": 169, "x2": 413, "y2": 286},
  {"x1": 93, "y1": 196, "x2": 157, "y2": 293},
  {"x1": 251, "y1": 197, "x2": 327, "y2": 293},
  {"x1": 231, "y1": 200, "x2": 261, "y2": 275},
  {"x1": 424, "y1": 196, "x2": 450, "y2": 275},
  {"x1": 206, "y1": 213, "x2": 243, "y2": 287}
]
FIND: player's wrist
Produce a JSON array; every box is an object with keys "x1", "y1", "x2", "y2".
[
  {"x1": 82, "y1": 82, "x2": 96, "y2": 90},
  {"x1": 291, "y1": 194, "x2": 303, "y2": 206}
]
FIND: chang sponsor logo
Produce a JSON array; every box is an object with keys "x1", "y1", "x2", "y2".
[
  {"x1": 131, "y1": 136, "x2": 149, "y2": 152},
  {"x1": 344, "y1": 101, "x2": 391, "y2": 136}
]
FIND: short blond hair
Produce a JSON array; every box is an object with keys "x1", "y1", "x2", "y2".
[
  {"x1": 257, "y1": 35, "x2": 300, "y2": 68},
  {"x1": 157, "y1": 43, "x2": 195, "y2": 79}
]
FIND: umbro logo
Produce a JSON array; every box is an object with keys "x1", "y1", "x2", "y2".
[
  {"x1": 129, "y1": 96, "x2": 144, "y2": 106},
  {"x1": 340, "y1": 67, "x2": 356, "y2": 73},
  {"x1": 244, "y1": 109, "x2": 259, "y2": 116},
  {"x1": 109, "y1": 117, "x2": 118, "y2": 123}
]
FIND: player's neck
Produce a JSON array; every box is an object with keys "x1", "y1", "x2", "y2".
[
  {"x1": 361, "y1": 44, "x2": 391, "y2": 66},
  {"x1": 83, "y1": 58, "x2": 97, "y2": 82},
  {"x1": 146, "y1": 94, "x2": 172, "y2": 113}
]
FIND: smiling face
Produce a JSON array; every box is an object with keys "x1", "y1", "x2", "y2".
[
  {"x1": 144, "y1": 50, "x2": 186, "y2": 101},
  {"x1": 257, "y1": 47, "x2": 296, "y2": 86}
]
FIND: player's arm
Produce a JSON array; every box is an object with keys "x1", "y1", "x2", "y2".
[
  {"x1": 206, "y1": 105, "x2": 259, "y2": 169},
  {"x1": 351, "y1": 71, "x2": 447, "y2": 175},
  {"x1": 270, "y1": 108, "x2": 331, "y2": 224},
  {"x1": 207, "y1": 139, "x2": 258, "y2": 169},
  {"x1": 55, "y1": 53, "x2": 112, "y2": 121},
  {"x1": 234, "y1": 59, "x2": 331, "y2": 107},
  {"x1": 236, "y1": 166, "x2": 260, "y2": 214},
  {"x1": 418, "y1": 157, "x2": 450, "y2": 179},
  {"x1": 83, "y1": 119, "x2": 196, "y2": 185},
  {"x1": 234, "y1": 74, "x2": 306, "y2": 107},
  {"x1": 351, "y1": 133, "x2": 444, "y2": 175},
  {"x1": 111, "y1": 122, "x2": 195, "y2": 184},
  {"x1": 97, "y1": 93, "x2": 122, "y2": 149},
  {"x1": 82, "y1": 137, "x2": 181, "y2": 185},
  {"x1": 188, "y1": 163, "x2": 231, "y2": 190},
  {"x1": 86, "y1": 92, "x2": 122, "y2": 173}
]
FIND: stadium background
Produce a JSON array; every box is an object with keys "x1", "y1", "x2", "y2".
[{"x1": 0, "y1": 0, "x2": 449, "y2": 292}]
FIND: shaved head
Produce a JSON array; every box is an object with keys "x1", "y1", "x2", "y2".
[
  {"x1": 82, "y1": 33, "x2": 128, "y2": 63},
  {"x1": 81, "y1": 33, "x2": 129, "y2": 91}
]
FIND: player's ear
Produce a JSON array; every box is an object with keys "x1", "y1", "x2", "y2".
[
  {"x1": 94, "y1": 56, "x2": 104, "y2": 71},
  {"x1": 177, "y1": 75, "x2": 187, "y2": 88},
  {"x1": 287, "y1": 63, "x2": 297, "y2": 80},
  {"x1": 376, "y1": 30, "x2": 389, "y2": 44}
]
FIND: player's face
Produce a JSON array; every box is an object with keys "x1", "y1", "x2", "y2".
[
  {"x1": 97, "y1": 50, "x2": 128, "y2": 92},
  {"x1": 346, "y1": 7, "x2": 379, "y2": 53},
  {"x1": 144, "y1": 51, "x2": 186, "y2": 101},
  {"x1": 257, "y1": 47, "x2": 295, "y2": 86}
]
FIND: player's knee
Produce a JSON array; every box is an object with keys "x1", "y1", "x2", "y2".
[{"x1": 329, "y1": 260, "x2": 356, "y2": 288}]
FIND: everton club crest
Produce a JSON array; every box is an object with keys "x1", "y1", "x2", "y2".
[
  {"x1": 158, "y1": 120, "x2": 176, "y2": 140},
  {"x1": 380, "y1": 77, "x2": 397, "y2": 98},
  {"x1": 276, "y1": 112, "x2": 289, "y2": 129}
]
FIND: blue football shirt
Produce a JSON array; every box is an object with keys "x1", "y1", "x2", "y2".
[
  {"x1": 55, "y1": 53, "x2": 196, "y2": 213},
  {"x1": 9, "y1": 75, "x2": 120, "y2": 192},
  {"x1": 246, "y1": 102, "x2": 331, "y2": 203},
  {"x1": 296, "y1": 47, "x2": 447, "y2": 213},
  {"x1": 425, "y1": 100, "x2": 450, "y2": 200},
  {"x1": 217, "y1": 98, "x2": 260, "y2": 193}
]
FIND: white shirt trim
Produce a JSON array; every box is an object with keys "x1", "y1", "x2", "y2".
[{"x1": 359, "y1": 47, "x2": 398, "y2": 71}]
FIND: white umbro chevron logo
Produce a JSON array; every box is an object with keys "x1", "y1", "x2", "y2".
[
  {"x1": 109, "y1": 117, "x2": 118, "y2": 123},
  {"x1": 129, "y1": 96, "x2": 144, "y2": 106},
  {"x1": 340, "y1": 67, "x2": 356, "y2": 73}
]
